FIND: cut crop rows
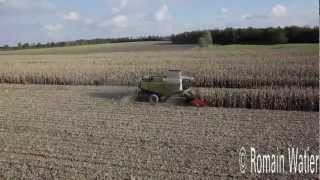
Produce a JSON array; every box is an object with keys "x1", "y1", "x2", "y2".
[{"x1": 0, "y1": 84, "x2": 318, "y2": 179}]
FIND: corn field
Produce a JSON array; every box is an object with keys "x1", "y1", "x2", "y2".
[
  {"x1": 0, "y1": 42, "x2": 319, "y2": 179},
  {"x1": 0, "y1": 45, "x2": 318, "y2": 88},
  {"x1": 0, "y1": 43, "x2": 318, "y2": 111},
  {"x1": 198, "y1": 87, "x2": 319, "y2": 111}
]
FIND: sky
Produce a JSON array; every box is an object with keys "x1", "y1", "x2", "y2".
[{"x1": 0, "y1": 0, "x2": 318, "y2": 46}]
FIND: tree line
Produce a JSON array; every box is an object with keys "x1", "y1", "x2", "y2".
[
  {"x1": 1, "y1": 26, "x2": 318, "y2": 50},
  {"x1": 171, "y1": 26, "x2": 319, "y2": 45},
  {"x1": 0, "y1": 36, "x2": 168, "y2": 50}
]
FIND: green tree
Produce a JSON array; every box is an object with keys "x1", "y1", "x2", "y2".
[
  {"x1": 35, "y1": 43, "x2": 42, "y2": 48},
  {"x1": 22, "y1": 43, "x2": 29, "y2": 48},
  {"x1": 198, "y1": 37, "x2": 207, "y2": 47},
  {"x1": 268, "y1": 28, "x2": 288, "y2": 44},
  {"x1": 17, "y1": 42, "x2": 22, "y2": 48},
  {"x1": 198, "y1": 31, "x2": 213, "y2": 47}
]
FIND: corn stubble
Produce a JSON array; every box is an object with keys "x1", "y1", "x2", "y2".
[{"x1": 0, "y1": 84, "x2": 318, "y2": 179}]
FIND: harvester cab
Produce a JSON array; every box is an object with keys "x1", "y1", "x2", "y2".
[{"x1": 137, "y1": 70, "x2": 207, "y2": 106}]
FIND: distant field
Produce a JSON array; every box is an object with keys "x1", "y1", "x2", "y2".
[
  {"x1": 0, "y1": 41, "x2": 316, "y2": 55},
  {"x1": 0, "y1": 41, "x2": 318, "y2": 111},
  {"x1": 0, "y1": 41, "x2": 195, "y2": 55},
  {"x1": 0, "y1": 42, "x2": 317, "y2": 88}
]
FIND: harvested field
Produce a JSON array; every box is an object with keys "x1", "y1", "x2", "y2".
[
  {"x1": 0, "y1": 84, "x2": 318, "y2": 179},
  {"x1": 0, "y1": 43, "x2": 318, "y2": 88},
  {"x1": 0, "y1": 41, "x2": 194, "y2": 55}
]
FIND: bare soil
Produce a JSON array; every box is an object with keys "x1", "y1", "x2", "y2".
[{"x1": 0, "y1": 84, "x2": 318, "y2": 179}]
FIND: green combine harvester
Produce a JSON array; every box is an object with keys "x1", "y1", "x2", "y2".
[{"x1": 137, "y1": 70, "x2": 207, "y2": 106}]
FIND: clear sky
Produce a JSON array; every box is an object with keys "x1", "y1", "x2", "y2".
[{"x1": 0, "y1": 0, "x2": 318, "y2": 45}]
